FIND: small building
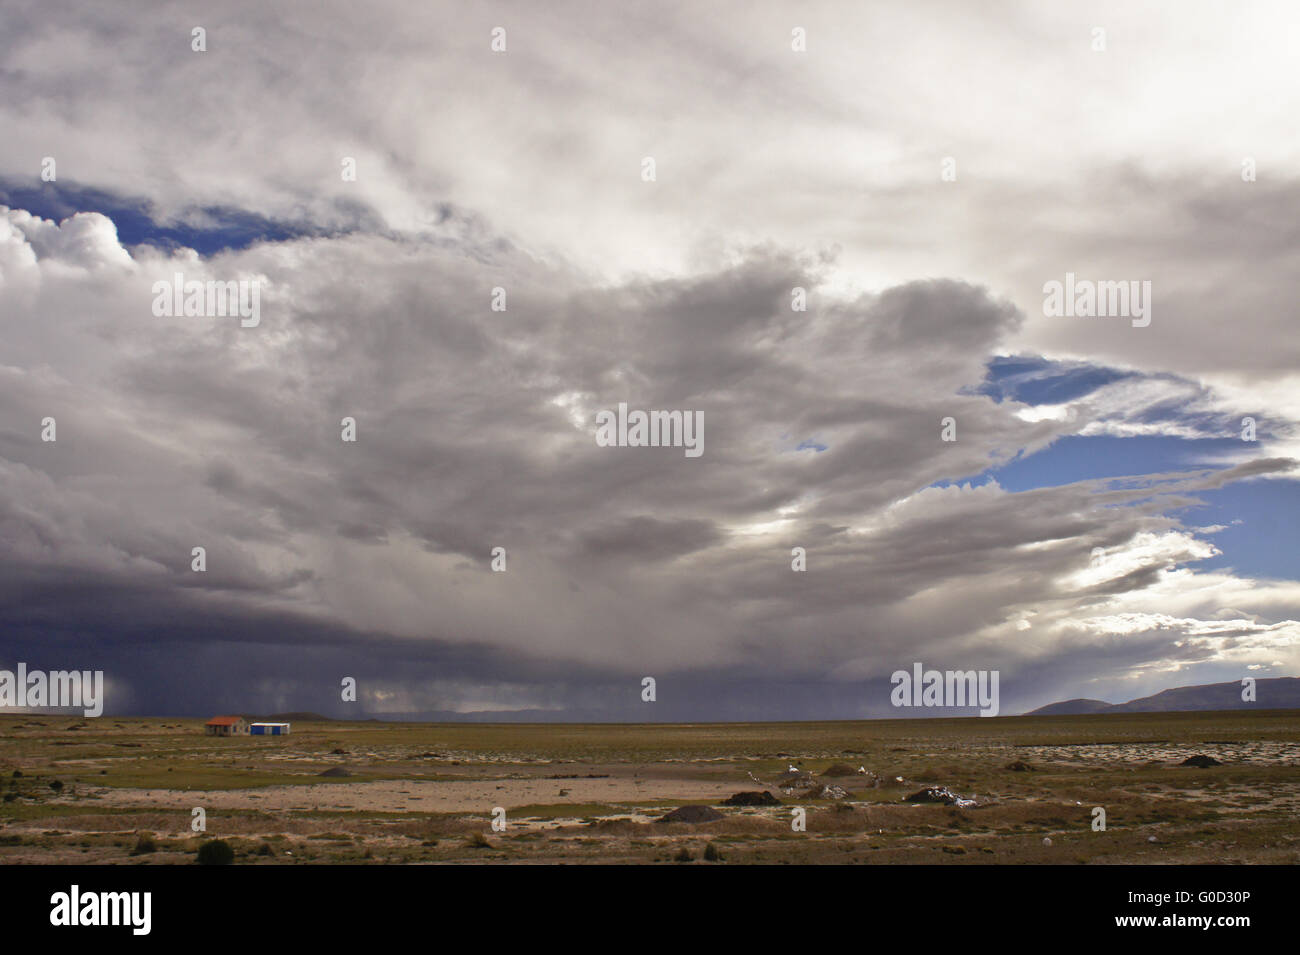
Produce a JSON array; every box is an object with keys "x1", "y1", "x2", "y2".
[
  {"x1": 249, "y1": 722, "x2": 291, "y2": 736},
  {"x1": 205, "y1": 715, "x2": 249, "y2": 737}
]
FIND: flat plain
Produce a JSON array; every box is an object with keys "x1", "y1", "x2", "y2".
[{"x1": 1, "y1": 710, "x2": 1297, "y2": 864}]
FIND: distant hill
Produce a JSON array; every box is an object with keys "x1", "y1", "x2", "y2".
[
  {"x1": 1028, "y1": 677, "x2": 1300, "y2": 715},
  {"x1": 1031, "y1": 698, "x2": 1115, "y2": 716}
]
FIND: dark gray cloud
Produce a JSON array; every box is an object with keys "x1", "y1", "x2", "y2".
[
  {"x1": 1, "y1": 216, "x2": 1295, "y2": 716},
  {"x1": 1, "y1": 0, "x2": 1298, "y2": 717}
]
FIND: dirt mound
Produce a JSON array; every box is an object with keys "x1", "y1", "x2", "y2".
[
  {"x1": 801, "y1": 784, "x2": 849, "y2": 800},
  {"x1": 821, "y1": 762, "x2": 856, "y2": 777},
  {"x1": 904, "y1": 786, "x2": 974, "y2": 807},
  {"x1": 1180, "y1": 754, "x2": 1222, "y2": 767},
  {"x1": 722, "y1": 791, "x2": 781, "y2": 806},
  {"x1": 317, "y1": 767, "x2": 351, "y2": 777},
  {"x1": 657, "y1": 805, "x2": 724, "y2": 824}
]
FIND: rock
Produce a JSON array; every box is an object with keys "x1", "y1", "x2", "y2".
[
  {"x1": 1180, "y1": 754, "x2": 1222, "y2": 768},
  {"x1": 722, "y1": 790, "x2": 781, "y2": 806},
  {"x1": 318, "y1": 766, "x2": 351, "y2": 777},
  {"x1": 1004, "y1": 760, "x2": 1035, "y2": 772},
  {"x1": 942, "y1": 845, "x2": 968, "y2": 854},
  {"x1": 1043, "y1": 837, "x2": 1053, "y2": 847},
  {"x1": 657, "y1": 805, "x2": 724, "y2": 824}
]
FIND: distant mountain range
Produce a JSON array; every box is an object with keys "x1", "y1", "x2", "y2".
[
  {"x1": 220, "y1": 683, "x2": 1300, "y2": 723},
  {"x1": 1028, "y1": 677, "x2": 1300, "y2": 715}
]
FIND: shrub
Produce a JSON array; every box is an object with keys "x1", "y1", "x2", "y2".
[
  {"x1": 703, "y1": 842, "x2": 723, "y2": 862},
  {"x1": 196, "y1": 839, "x2": 235, "y2": 865},
  {"x1": 130, "y1": 834, "x2": 157, "y2": 856},
  {"x1": 674, "y1": 846, "x2": 695, "y2": 863}
]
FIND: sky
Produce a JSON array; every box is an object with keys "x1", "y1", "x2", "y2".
[{"x1": 0, "y1": 0, "x2": 1297, "y2": 720}]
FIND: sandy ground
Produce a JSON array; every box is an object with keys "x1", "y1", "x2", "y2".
[{"x1": 80, "y1": 773, "x2": 742, "y2": 814}]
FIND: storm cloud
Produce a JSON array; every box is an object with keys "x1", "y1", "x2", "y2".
[{"x1": 1, "y1": 0, "x2": 1297, "y2": 718}]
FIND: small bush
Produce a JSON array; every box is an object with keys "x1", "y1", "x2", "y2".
[
  {"x1": 674, "y1": 846, "x2": 695, "y2": 863},
  {"x1": 130, "y1": 834, "x2": 157, "y2": 856},
  {"x1": 256, "y1": 843, "x2": 273, "y2": 856},
  {"x1": 703, "y1": 842, "x2": 723, "y2": 862},
  {"x1": 196, "y1": 839, "x2": 235, "y2": 866},
  {"x1": 466, "y1": 832, "x2": 491, "y2": 849}
]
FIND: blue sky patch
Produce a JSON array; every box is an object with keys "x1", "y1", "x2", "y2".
[
  {"x1": 0, "y1": 179, "x2": 363, "y2": 255},
  {"x1": 978, "y1": 354, "x2": 1136, "y2": 405},
  {"x1": 1186, "y1": 480, "x2": 1300, "y2": 580}
]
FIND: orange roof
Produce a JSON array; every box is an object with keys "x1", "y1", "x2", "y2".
[{"x1": 205, "y1": 715, "x2": 244, "y2": 725}]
